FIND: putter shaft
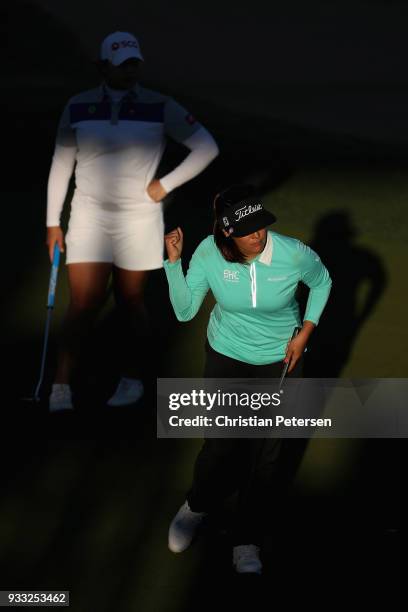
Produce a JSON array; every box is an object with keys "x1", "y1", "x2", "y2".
[{"x1": 279, "y1": 326, "x2": 301, "y2": 393}]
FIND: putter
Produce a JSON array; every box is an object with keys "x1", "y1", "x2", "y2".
[
  {"x1": 278, "y1": 326, "x2": 301, "y2": 395},
  {"x1": 24, "y1": 243, "x2": 61, "y2": 403}
]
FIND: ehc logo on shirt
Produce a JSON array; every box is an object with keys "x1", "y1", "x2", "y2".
[{"x1": 224, "y1": 270, "x2": 240, "y2": 282}]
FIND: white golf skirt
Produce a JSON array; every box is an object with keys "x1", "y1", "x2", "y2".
[{"x1": 65, "y1": 193, "x2": 164, "y2": 271}]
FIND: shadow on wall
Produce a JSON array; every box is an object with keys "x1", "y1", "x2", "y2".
[{"x1": 298, "y1": 210, "x2": 387, "y2": 377}]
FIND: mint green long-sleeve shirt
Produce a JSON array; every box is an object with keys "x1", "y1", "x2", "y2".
[{"x1": 164, "y1": 231, "x2": 332, "y2": 365}]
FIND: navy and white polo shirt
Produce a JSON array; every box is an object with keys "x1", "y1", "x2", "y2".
[{"x1": 56, "y1": 83, "x2": 202, "y2": 210}]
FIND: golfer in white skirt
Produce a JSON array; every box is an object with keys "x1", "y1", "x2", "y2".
[{"x1": 46, "y1": 31, "x2": 219, "y2": 411}]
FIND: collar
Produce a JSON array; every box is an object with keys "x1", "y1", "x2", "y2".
[
  {"x1": 99, "y1": 82, "x2": 141, "y2": 102},
  {"x1": 257, "y1": 231, "x2": 273, "y2": 266}
]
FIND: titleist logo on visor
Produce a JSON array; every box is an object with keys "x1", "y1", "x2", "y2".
[{"x1": 234, "y1": 203, "x2": 262, "y2": 221}]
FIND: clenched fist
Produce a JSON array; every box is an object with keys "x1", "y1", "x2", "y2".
[{"x1": 165, "y1": 227, "x2": 183, "y2": 263}]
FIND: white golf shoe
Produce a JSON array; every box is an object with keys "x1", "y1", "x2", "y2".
[
  {"x1": 168, "y1": 500, "x2": 206, "y2": 553},
  {"x1": 49, "y1": 384, "x2": 74, "y2": 413},
  {"x1": 232, "y1": 544, "x2": 262, "y2": 575},
  {"x1": 107, "y1": 378, "x2": 144, "y2": 407}
]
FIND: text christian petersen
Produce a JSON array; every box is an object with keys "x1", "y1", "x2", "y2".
[{"x1": 167, "y1": 390, "x2": 332, "y2": 429}]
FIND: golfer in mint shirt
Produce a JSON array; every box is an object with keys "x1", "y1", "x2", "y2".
[{"x1": 164, "y1": 184, "x2": 332, "y2": 575}]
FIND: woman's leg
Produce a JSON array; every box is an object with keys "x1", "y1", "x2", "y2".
[
  {"x1": 187, "y1": 344, "x2": 253, "y2": 512},
  {"x1": 54, "y1": 263, "x2": 112, "y2": 384},
  {"x1": 232, "y1": 358, "x2": 304, "y2": 545},
  {"x1": 111, "y1": 267, "x2": 150, "y2": 379},
  {"x1": 187, "y1": 438, "x2": 248, "y2": 512}
]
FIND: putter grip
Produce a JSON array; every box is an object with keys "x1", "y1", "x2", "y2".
[
  {"x1": 47, "y1": 243, "x2": 60, "y2": 308},
  {"x1": 279, "y1": 326, "x2": 301, "y2": 389}
]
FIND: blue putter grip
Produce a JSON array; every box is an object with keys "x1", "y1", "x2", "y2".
[{"x1": 47, "y1": 243, "x2": 60, "y2": 308}]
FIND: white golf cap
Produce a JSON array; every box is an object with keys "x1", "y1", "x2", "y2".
[{"x1": 100, "y1": 31, "x2": 144, "y2": 65}]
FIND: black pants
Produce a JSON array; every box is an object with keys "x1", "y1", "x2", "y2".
[{"x1": 186, "y1": 342, "x2": 303, "y2": 545}]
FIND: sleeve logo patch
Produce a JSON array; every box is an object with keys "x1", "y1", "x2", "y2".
[{"x1": 185, "y1": 113, "x2": 196, "y2": 125}]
